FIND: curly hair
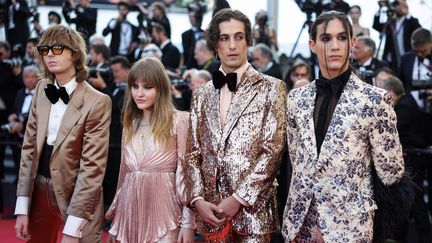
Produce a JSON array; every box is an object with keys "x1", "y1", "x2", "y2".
[{"x1": 205, "y1": 8, "x2": 253, "y2": 53}]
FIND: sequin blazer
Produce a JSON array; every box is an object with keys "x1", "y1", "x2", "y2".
[
  {"x1": 185, "y1": 65, "x2": 287, "y2": 235},
  {"x1": 282, "y1": 74, "x2": 404, "y2": 241}
]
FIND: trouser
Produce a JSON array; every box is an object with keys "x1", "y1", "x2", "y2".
[
  {"x1": 203, "y1": 223, "x2": 272, "y2": 243},
  {"x1": 28, "y1": 174, "x2": 103, "y2": 243}
]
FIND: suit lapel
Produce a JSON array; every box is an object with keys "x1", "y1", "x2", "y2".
[
  {"x1": 315, "y1": 75, "x2": 365, "y2": 172},
  {"x1": 206, "y1": 86, "x2": 222, "y2": 143},
  {"x1": 36, "y1": 80, "x2": 52, "y2": 156},
  {"x1": 296, "y1": 82, "x2": 319, "y2": 173},
  {"x1": 221, "y1": 67, "x2": 260, "y2": 144},
  {"x1": 51, "y1": 81, "x2": 85, "y2": 155}
]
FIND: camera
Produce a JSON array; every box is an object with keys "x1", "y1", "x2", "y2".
[
  {"x1": 255, "y1": 11, "x2": 268, "y2": 27},
  {"x1": 63, "y1": 0, "x2": 74, "y2": 13},
  {"x1": 1, "y1": 58, "x2": 23, "y2": 67},
  {"x1": 89, "y1": 67, "x2": 111, "y2": 80},
  {"x1": 187, "y1": 1, "x2": 206, "y2": 26},
  {"x1": 29, "y1": 5, "x2": 39, "y2": 23},
  {"x1": 295, "y1": 0, "x2": 322, "y2": 19},
  {"x1": 412, "y1": 78, "x2": 432, "y2": 90},
  {"x1": 356, "y1": 67, "x2": 375, "y2": 85},
  {"x1": 0, "y1": 123, "x2": 12, "y2": 132},
  {"x1": 171, "y1": 79, "x2": 189, "y2": 89}
]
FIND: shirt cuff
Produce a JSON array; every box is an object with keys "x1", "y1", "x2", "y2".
[
  {"x1": 233, "y1": 193, "x2": 250, "y2": 207},
  {"x1": 190, "y1": 196, "x2": 204, "y2": 207},
  {"x1": 109, "y1": 19, "x2": 116, "y2": 29},
  {"x1": 14, "y1": 196, "x2": 29, "y2": 215},
  {"x1": 62, "y1": 215, "x2": 88, "y2": 238}
]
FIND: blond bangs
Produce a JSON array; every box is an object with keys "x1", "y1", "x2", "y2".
[{"x1": 123, "y1": 57, "x2": 174, "y2": 148}]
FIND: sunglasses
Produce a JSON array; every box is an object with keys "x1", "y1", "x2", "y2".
[{"x1": 37, "y1": 45, "x2": 70, "y2": 56}]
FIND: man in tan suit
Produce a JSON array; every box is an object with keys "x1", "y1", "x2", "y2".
[
  {"x1": 14, "y1": 26, "x2": 111, "y2": 243},
  {"x1": 184, "y1": 9, "x2": 286, "y2": 242}
]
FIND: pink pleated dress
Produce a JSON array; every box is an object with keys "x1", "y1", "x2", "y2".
[{"x1": 107, "y1": 111, "x2": 195, "y2": 243}]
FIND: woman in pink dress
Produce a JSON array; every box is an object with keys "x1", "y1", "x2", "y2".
[{"x1": 105, "y1": 57, "x2": 195, "y2": 242}]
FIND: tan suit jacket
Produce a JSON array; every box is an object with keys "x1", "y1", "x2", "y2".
[
  {"x1": 16, "y1": 79, "x2": 111, "y2": 232},
  {"x1": 185, "y1": 66, "x2": 287, "y2": 235}
]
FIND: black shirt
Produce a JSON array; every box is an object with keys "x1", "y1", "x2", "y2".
[{"x1": 314, "y1": 68, "x2": 351, "y2": 153}]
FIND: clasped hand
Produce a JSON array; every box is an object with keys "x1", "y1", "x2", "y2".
[{"x1": 194, "y1": 196, "x2": 241, "y2": 227}]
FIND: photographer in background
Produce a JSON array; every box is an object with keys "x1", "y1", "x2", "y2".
[
  {"x1": 62, "y1": 0, "x2": 97, "y2": 44},
  {"x1": 4, "y1": 0, "x2": 31, "y2": 54},
  {"x1": 373, "y1": 0, "x2": 421, "y2": 71},
  {"x1": 2, "y1": 66, "x2": 39, "y2": 203},
  {"x1": 22, "y1": 38, "x2": 38, "y2": 67},
  {"x1": 182, "y1": 1, "x2": 205, "y2": 69},
  {"x1": 151, "y1": 20, "x2": 180, "y2": 71},
  {"x1": 102, "y1": 56, "x2": 129, "y2": 214},
  {"x1": 377, "y1": 76, "x2": 432, "y2": 243},
  {"x1": 102, "y1": 2, "x2": 139, "y2": 60},
  {"x1": 0, "y1": 40, "x2": 22, "y2": 215},
  {"x1": 138, "y1": 1, "x2": 171, "y2": 39},
  {"x1": 322, "y1": 0, "x2": 350, "y2": 14},
  {"x1": 88, "y1": 44, "x2": 113, "y2": 93},
  {"x1": 398, "y1": 28, "x2": 432, "y2": 112},
  {"x1": 252, "y1": 43, "x2": 282, "y2": 79},
  {"x1": 284, "y1": 62, "x2": 311, "y2": 91},
  {"x1": 33, "y1": 10, "x2": 62, "y2": 37},
  {"x1": 352, "y1": 36, "x2": 388, "y2": 85},
  {"x1": 253, "y1": 10, "x2": 278, "y2": 52},
  {"x1": 0, "y1": 41, "x2": 22, "y2": 122},
  {"x1": 0, "y1": 65, "x2": 38, "y2": 219},
  {"x1": 188, "y1": 69, "x2": 211, "y2": 91},
  {"x1": 193, "y1": 39, "x2": 219, "y2": 73}
]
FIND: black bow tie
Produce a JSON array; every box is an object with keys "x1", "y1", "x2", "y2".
[
  {"x1": 316, "y1": 78, "x2": 344, "y2": 97},
  {"x1": 212, "y1": 70, "x2": 237, "y2": 92},
  {"x1": 25, "y1": 92, "x2": 33, "y2": 96},
  {"x1": 44, "y1": 84, "x2": 69, "y2": 104}
]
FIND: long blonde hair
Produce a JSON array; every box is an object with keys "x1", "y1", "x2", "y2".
[{"x1": 123, "y1": 57, "x2": 174, "y2": 147}]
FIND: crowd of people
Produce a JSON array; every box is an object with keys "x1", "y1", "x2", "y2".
[{"x1": 0, "y1": 0, "x2": 431, "y2": 242}]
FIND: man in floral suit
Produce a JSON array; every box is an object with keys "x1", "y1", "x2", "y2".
[{"x1": 282, "y1": 11, "x2": 404, "y2": 242}]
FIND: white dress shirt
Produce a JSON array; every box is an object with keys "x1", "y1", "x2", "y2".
[
  {"x1": 411, "y1": 56, "x2": 432, "y2": 109},
  {"x1": 109, "y1": 19, "x2": 132, "y2": 55},
  {"x1": 21, "y1": 89, "x2": 35, "y2": 115}
]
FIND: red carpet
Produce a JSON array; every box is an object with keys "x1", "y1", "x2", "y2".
[{"x1": 0, "y1": 211, "x2": 109, "y2": 243}]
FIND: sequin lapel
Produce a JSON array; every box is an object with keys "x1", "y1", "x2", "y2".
[{"x1": 221, "y1": 67, "x2": 261, "y2": 144}]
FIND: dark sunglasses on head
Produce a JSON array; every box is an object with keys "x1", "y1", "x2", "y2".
[{"x1": 37, "y1": 45, "x2": 70, "y2": 56}]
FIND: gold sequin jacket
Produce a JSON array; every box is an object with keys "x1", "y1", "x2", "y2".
[{"x1": 184, "y1": 65, "x2": 287, "y2": 235}]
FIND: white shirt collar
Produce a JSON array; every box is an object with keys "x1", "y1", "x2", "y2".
[
  {"x1": 362, "y1": 57, "x2": 373, "y2": 66},
  {"x1": 219, "y1": 61, "x2": 250, "y2": 86},
  {"x1": 25, "y1": 88, "x2": 35, "y2": 94},
  {"x1": 160, "y1": 39, "x2": 170, "y2": 49},
  {"x1": 55, "y1": 77, "x2": 78, "y2": 96}
]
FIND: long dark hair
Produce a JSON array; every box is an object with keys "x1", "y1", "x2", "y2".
[{"x1": 310, "y1": 11, "x2": 353, "y2": 76}]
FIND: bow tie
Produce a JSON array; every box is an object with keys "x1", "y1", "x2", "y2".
[
  {"x1": 212, "y1": 70, "x2": 237, "y2": 92},
  {"x1": 25, "y1": 92, "x2": 33, "y2": 96},
  {"x1": 44, "y1": 83, "x2": 69, "y2": 104},
  {"x1": 316, "y1": 77, "x2": 344, "y2": 97}
]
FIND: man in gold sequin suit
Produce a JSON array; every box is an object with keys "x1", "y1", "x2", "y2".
[{"x1": 184, "y1": 9, "x2": 287, "y2": 242}]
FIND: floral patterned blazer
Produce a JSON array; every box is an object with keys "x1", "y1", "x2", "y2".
[{"x1": 282, "y1": 74, "x2": 404, "y2": 241}]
